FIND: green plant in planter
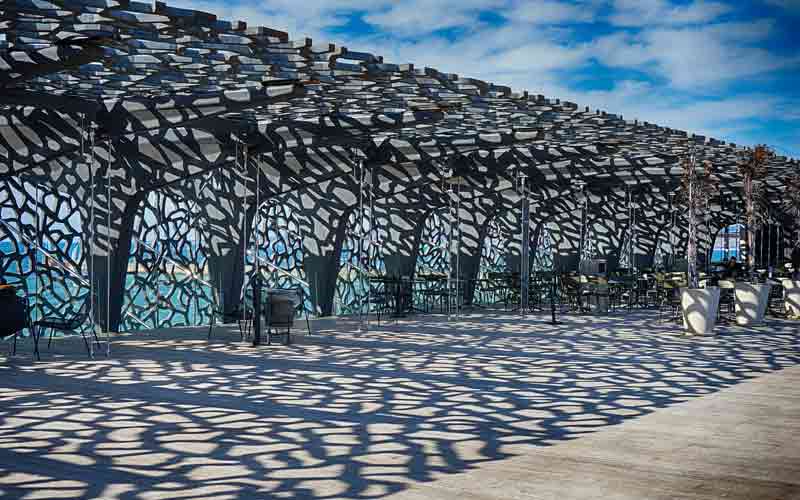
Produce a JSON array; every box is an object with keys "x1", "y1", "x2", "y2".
[
  {"x1": 678, "y1": 151, "x2": 718, "y2": 289},
  {"x1": 738, "y1": 145, "x2": 773, "y2": 281}
]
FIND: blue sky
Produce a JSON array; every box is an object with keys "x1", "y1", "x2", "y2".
[{"x1": 176, "y1": 0, "x2": 800, "y2": 157}]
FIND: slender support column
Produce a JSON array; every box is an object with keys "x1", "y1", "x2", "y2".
[{"x1": 519, "y1": 173, "x2": 531, "y2": 316}]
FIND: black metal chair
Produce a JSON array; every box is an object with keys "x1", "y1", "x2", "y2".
[
  {"x1": 264, "y1": 287, "x2": 312, "y2": 345},
  {"x1": 657, "y1": 283, "x2": 682, "y2": 324},
  {"x1": 419, "y1": 276, "x2": 448, "y2": 313},
  {"x1": 560, "y1": 274, "x2": 582, "y2": 312},
  {"x1": 716, "y1": 281, "x2": 736, "y2": 324},
  {"x1": 368, "y1": 278, "x2": 393, "y2": 323},
  {"x1": 292, "y1": 286, "x2": 313, "y2": 335},
  {"x1": 502, "y1": 273, "x2": 521, "y2": 310},
  {"x1": 767, "y1": 282, "x2": 785, "y2": 318},
  {"x1": 34, "y1": 295, "x2": 98, "y2": 357},
  {"x1": 616, "y1": 276, "x2": 637, "y2": 311},
  {"x1": 1, "y1": 286, "x2": 37, "y2": 360},
  {"x1": 530, "y1": 272, "x2": 553, "y2": 311}
]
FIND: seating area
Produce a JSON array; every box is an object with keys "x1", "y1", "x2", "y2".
[
  {"x1": 3, "y1": 311, "x2": 800, "y2": 499},
  {"x1": 1, "y1": 1, "x2": 800, "y2": 499}
]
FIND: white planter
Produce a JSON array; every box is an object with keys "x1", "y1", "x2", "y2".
[
  {"x1": 782, "y1": 280, "x2": 800, "y2": 318},
  {"x1": 734, "y1": 283, "x2": 773, "y2": 326},
  {"x1": 594, "y1": 293, "x2": 609, "y2": 315},
  {"x1": 681, "y1": 287, "x2": 720, "y2": 335}
]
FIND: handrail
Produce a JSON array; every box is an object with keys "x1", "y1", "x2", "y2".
[
  {"x1": 124, "y1": 310, "x2": 151, "y2": 329},
  {"x1": 131, "y1": 235, "x2": 214, "y2": 288},
  {"x1": 246, "y1": 248, "x2": 310, "y2": 287},
  {"x1": 0, "y1": 217, "x2": 143, "y2": 328},
  {"x1": 0, "y1": 218, "x2": 89, "y2": 286}
]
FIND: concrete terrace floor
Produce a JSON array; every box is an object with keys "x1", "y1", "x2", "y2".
[{"x1": 1, "y1": 311, "x2": 799, "y2": 500}]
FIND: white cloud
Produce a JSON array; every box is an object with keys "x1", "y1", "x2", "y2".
[
  {"x1": 592, "y1": 20, "x2": 798, "y2": 88},
  {"x1": 609, "y1": 0, "x2": 732, "y2": 27},
  {"x1": 507, "y1": 0, "x2": 599, "y2": 24},
  {"x1": 168, "y1": 0, "x2": 391, "y2": 42},
  {"x1": 363, "y1": 0, "x2": 505, "y2": 35},
  {"x1": 493, "y1": 41, "x2": 589, "y2": 72},
  {"x1": 481, "y1": 74, "x2": 795, "y2": 146}
]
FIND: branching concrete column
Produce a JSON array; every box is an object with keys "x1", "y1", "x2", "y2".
[{"x1": 378, "y1": 204, "x2": 428, "y2": 277}]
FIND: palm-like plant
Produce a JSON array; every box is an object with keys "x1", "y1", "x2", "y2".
[
  {"x1": 784, "y1": 174, "x2": 800, "y2": 250},
  {"x1": 738, "y1": 145, "x2": 773, "y2": 279},
  {"x1": 678, "y1": 152, "x2": 718, "y2": 288}
]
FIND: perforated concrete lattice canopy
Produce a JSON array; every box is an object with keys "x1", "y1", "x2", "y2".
[{"x1": 1, "y1": 0, "x2": 798, "y2": 328}]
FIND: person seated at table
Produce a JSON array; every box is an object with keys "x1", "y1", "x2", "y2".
[
  {"x1": 792, "y1": 245, "x2": 800, "y2": 279},
  {"x1": 722, "y1": 256, "x2": 740, "y2": 279}
]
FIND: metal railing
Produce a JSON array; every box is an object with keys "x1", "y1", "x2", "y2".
[{"x1": 0, "y1": 217, "x2": 146, "y2": 330}]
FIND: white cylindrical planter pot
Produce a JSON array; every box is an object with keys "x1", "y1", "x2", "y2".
[
  {"x1": 594, "y1": 293, "x2": 609, "y2": 315},
  {"x1": 681, "y1": 287, "x2": 720, "y2": 335},
  {"x1": 734, "y1": 282, "x2": 773, "y2": 326},
  {"x1": 782, "y1": 280, "x2": 800, "y2": 318}
]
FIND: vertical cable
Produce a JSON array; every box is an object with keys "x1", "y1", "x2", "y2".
[
  {"x1": 106, "y1": 138, "x2": 112, "y2": 355},
  {"x1": 446, "y1": 180, "x2": 453, "y2": 321},
  {"x1": 366, "y1": 157, "x2": 373, "y2": 330},
  {"x1": 628, "y1": 188, "x2": 632, "y2": 271},
  {"x1": 88, "y1": 123, "x2": 96, "y2": 358},
  {"x1": 34, "y1": 182, "x2": 40, "y2": 329},
  {"x1": 578, "y1": 183, "x2": 585, "y2": 266},
  {"x1": 193, "y1": 176, "x2": 199, "y2": 327},
  {"x1": 767, "y1": 211, "x2": 772, "y2": 273},
  {"x1": 240, "y1": 141, "x2": 248, "y2": 326},
  {"x1": 253, "y1": 146, "x2": 259, "y2": 284},
  {"x1": 735, "y1": 201, "x2": 741, "y2": 263},
  {"x1": 216, "y1": 163, "x2": 223, "y2": 319},
  {"x1": 519, "y1": 173, "x2": 530, "y2": 317},
  {"x1": 455, "y1": 182, "x2": 461, "y2": 319},
  {"x1": 357, "y1": 152, "x2": 365, "y2": 331},
  {"x1": 704, "y1": 195, "x2": 710, "y2": 275}
]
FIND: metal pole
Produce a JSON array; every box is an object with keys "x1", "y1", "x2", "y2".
[
  {"x1": 216, "y1": 166, "x2": 222, "y2": 319},
  {"x1": 242, "y1": 143, "x2": 262, "y2": 347},
  {"x1": 240, "y1": 142, "x2": 248, "y2": 331},
  {"x1": 254, "y1": 147, "x2": 260, "y2": 282},
  {"x1": 579, "y1": 185, "x2": 585, "y2": 266},
  {"x1": 629, "y1": 188, "x2": 634, "y2": 272},
  {"x1": 736, "y1": 202, "x2": 741, "y2": 263},
  {"x1": 723, "y1": 197, "x2": 729, "y2": 261},
  {"x1": 366, "y1": 159, "x2": 374, "y2": 330},
  {"x1": 455, "y1": 183, "x2": 461, "y2": 319},
  {"x1": 767, "y1": 211, "x2": 773, "y2": 275},
  {"x1": 446, "y1": 181, "x2": 454, "y2": 321},
  {"x1": 519, "y1": 173, "x2": 530, "y2": 317},
  {"x1": 356, "y1": 152, "x2": 366, "y2": 332},
  {"x1": 626, "y1": 187, "x2": 633, "y2": 273},
  {"x1": 105, "y1": 138, "x2": 112, "y2": 356},
  {"x1": 88, "y1": 123, "x2": 96, "y2": 358},
  {"x1": 155, "y1": 191, "x2": 161, "y2": 329},
  {"x1": 633, "y1": 194, "x2": 638, "y2": 274},
  {"x1": 34, "y1": 182, "x2": 41, "y2": 332},
  {"x1": 192, "y1": 177, "x2": 199, "y2": 328}
]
